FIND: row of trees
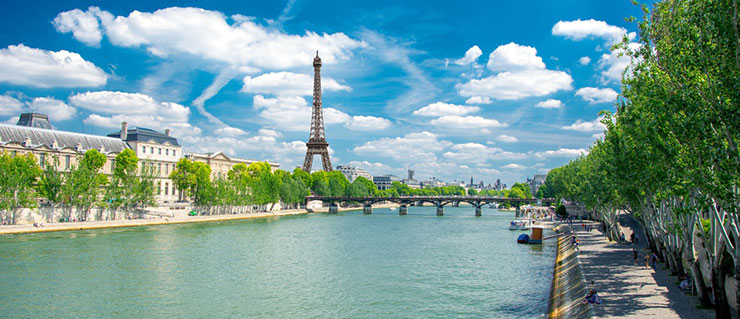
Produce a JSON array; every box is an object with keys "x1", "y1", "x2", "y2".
[
  {"x1": 544, "y1": 1, "x2": 739, "y2": 317},
  {"x1": 0, "y1": 149, "x2": 157, "y2": 224}
]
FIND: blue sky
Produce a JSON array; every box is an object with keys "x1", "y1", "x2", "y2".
[{"x1": 0, "y1": 0, "x2": 651, "y2": 185}]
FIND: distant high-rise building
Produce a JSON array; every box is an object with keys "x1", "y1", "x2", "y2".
[{"x1": 408, "y1": 169, "x2": 415, "y2": 180}]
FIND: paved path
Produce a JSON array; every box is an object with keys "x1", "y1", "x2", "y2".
[{"x1": 573, "y1": 214, "x2": 714, "y2": 318}]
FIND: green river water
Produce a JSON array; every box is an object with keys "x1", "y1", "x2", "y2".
[{"x1": 0, "y1": 207, "x2": 555, "y2": 318}]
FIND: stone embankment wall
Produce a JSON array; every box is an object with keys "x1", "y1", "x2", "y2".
[
  {"x1": 4, "y1": 203, "x2": 285, "y2": 225},
  {"x1": 547, "y1": 225, "x2": 592, "y2": 319}
]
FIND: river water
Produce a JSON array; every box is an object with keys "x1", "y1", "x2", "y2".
[{"x1": 0, "y1": 206, "x2": 555, "y2": 318}]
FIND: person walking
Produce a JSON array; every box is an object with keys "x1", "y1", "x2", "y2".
[
  {"x1": 633, "y1": 248, "x2": 638, "y2": 265},
  {"x1": 651, "y1": 253, "x2": 658, "y2": 269},
  {"x1": 644, "y1": 253, "x2": 650, "y2": 268}
]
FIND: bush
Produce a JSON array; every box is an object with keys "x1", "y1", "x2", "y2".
[{"x1": 556, "y1": 204, "x2": 567, "y2": 217}]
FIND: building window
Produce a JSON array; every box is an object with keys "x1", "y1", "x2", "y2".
[
  {"x1": 65, "y1": 155, "x2": 71, "y2": 170},
  {"x1": 165, "y1": 183, "x2": 169, "y2": 196},
  {"x1": 39, "y1": 153, "x2": 46, "y2": 168},
  {"x1": 166, "y1": 149, "x2": 169, "y2": 156},
  {"x1": 158, "y1": 182, "x2": 161, "y2": 195},
  {"x1": 11, "y1": 150, "x2": 17, "y2": 157},
  {"x1": 173, "y1": 150, "x2": 176, "y2": 157},
  {"x1": 142, "y1": 146, "x2": 146, "y2": 153},
  {"x1": 165, "y1": 163, "x2": 169, "y2": 175},
  {"x1": 150, "y1": 147, "x2": 154, "y2": 153},
  {"x1": 158, "y1": 148, "x2": 161, "y2": 155},
  {"x1": 158, "y1": 163, "x2": 161, "y2": 175}
]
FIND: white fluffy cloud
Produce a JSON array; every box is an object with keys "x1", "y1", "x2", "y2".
[
  {"x1": 52, "y1": 8, "x2": 105, "y2": 46},
  {"x1": 535, "y1": 99, "x2": 563, "y2": 109},
  {"x1": 241, "y1": 72, "x2": 351, "y2": 96},
  {"x1": 413, "y1": 102, "x2": 480, "y2": 117},
  {"x1": 0, "y1": 95, "x2": 24, "y2": 116},
  {"x1": 575, "y1": 87, "x2": 618, "y2": 104},
  {"x1": 28, "y1": 98, "x2": 76, "y2": 121},
  {"x1": 0, "y1": 44, "x2": 107, "y2": 88},
  {"x1": 252, "y1": 95, "x2": 388, "y2": 132},
  {"x1": 353, "y1": 131, "x2": 451, "y2": 162},
  {"x1": 430, "y1": 115, "x2": 505, "y2": 129},
  {"x1": 496, "y1": 135, "x2": 518, "y2": 142},
  {"x1": 455, "y1": 45, "x2": 482, "y2": 65},
  {"x1": 501, "y1": 163, "x2": 526, "y2": 170},
  {"x1": 562, "y1": 117, "x2": 606, "y2": 132},
  {"x1": 345, "y1": 115, "x2": 391, "y2": 131},
  {"x1": 552, "y1": 19, "x2": 634, "y2": 44},
  {"x1": 579, "y1": 56, "x2": 591, "y2": 65},
  {"x1": 53, "y1": 7, "x2": 366, "y2": 70},
  {"x1": 252, "y1": 95, "x2": 348, "y2": 131},
  {"x1": 347, "y1": 160, "x2": 392, "y2": 175},
  {"x1": 71, "y1": 91, "x2": 192, "y2": 130},
  {"x1": 457, "y1": 69, "x2": 573, "y2": 100},
  {"x1": 534, "y1": 148, "x2": 588, "y2": 158},
  {"x1": 465, "y1": 96, "x2": 492, "y2": 104},
  {"x1": 598, "y1": 42, "x2": 640, "y2": 83},
  {"x1": 486, "y1": 42, "x2": 545, "y2": 72},
  {"x1": 214, "y1": 126, "x2": 248, "y2": 137},
  {"x1": 442, "y1": 143, "x2": 526, "y2": 164}
]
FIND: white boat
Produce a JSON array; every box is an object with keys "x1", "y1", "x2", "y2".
[{"x1": 509, "y1": 219, "x2": 531, "y2": 230}]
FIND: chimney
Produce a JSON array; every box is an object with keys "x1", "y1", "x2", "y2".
[
  {"x1": 120, "y1": 122, "x2": 128, "y2": 140},
  {"x1": 165, "y1": 128, "x2": 171, "y2": 136}
]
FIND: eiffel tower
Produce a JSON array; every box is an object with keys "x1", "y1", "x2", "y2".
[{"x1": 302, "y1": 51, "x2": 333, "y2": 172}]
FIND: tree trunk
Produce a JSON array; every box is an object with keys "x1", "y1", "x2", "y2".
[
  {"x1": 692, "y1": 258, "x2": 713, "y2": 307},
  {"x1": 713, "y1": 258, "x2": 732, "y2": 318}
]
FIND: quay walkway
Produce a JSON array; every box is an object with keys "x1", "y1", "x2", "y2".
[{"x1": 572, "y1": 215, "x2": 714, "y2": 318}]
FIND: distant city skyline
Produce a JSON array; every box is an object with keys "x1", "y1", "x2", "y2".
[{"x1": 0, "y1": 1, "x2": 651, "y2": 185}]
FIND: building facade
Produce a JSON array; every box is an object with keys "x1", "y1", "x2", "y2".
[
  {"x1": 107, "y1": 122, "x2": 182, "y2": 203},
  {"x1": 336, "y1": 165, "x2": 372, "y2": 182},
  {"x1": 372, "y1": 175, "x2": 400, "y2": 190},
  {"x1": 186, "y1": 151, "x2": 280, "y2": 180}
]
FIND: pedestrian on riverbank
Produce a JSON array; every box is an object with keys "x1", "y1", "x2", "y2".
[
  {"x1": 644, "y1": 254, "x2": 650, "y2": 268},
  {"x1": 632, "y1": 248, "x2": 638, "y2": 265},
  {"x1": 651, "y1": 253, "x2": 658, "y2": 269}
]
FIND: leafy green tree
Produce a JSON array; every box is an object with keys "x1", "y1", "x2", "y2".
[
  {"x1": 62, "y1": 149, "x2": 108, "y2": 221},
  {"x1": 312, "y1": 179, "x2": 331, "y2": 196},
  {"x1": 467, "y1": 188, "x2": 478, "y2": 196},
  {"x1": 292, "y1": 168, "x2": 313, "y2": 188},
  {"x1": 106, "y1": 149, "x2": 157, "y2": 218},
  {"x1": 38, "y1": 155, "x2": 64, "y2": 222},
  {"x1": 0, "y1": 152, "x2": 42, "y2": 224},
  {"x1": 327, "y1": 171, "x2": 349, "y2": 197}
]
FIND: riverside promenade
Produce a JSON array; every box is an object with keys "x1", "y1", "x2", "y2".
[{"x1": 573, "y1": 215, "x2": 714, "y2": 318}]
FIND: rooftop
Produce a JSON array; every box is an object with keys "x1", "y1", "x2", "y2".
[
  {"x1": 0, "y1": 123, "x2": 129, "y2": 154},
  {"x1": 107, "y1": 127, "x2": 180, "y2": 146}
]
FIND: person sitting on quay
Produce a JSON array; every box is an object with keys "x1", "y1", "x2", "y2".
[
  {"x1": 583, "y1": 289, "x2": 602, "y2": 304},
  {"x1": 679, "y1": 276, "x2": 691, "y2": 291}
]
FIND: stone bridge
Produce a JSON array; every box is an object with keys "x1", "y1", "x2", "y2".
[{"x1": 306, "y1": 196, "x2": 556, "y2": 216}]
